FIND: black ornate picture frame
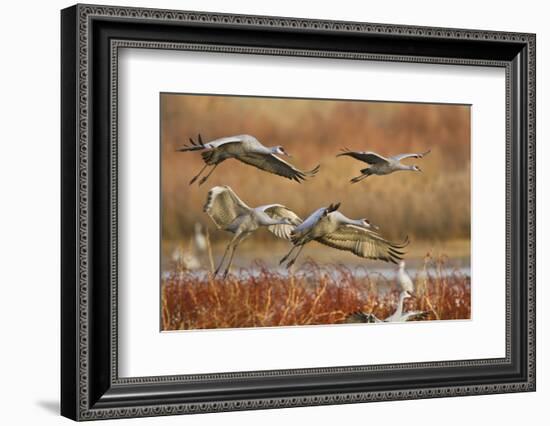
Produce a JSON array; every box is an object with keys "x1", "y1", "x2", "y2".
[{"x1": 61, "y1": 4, "x2": 536, "y2": 421}]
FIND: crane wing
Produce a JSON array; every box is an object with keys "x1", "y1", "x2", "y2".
[
  {"x1": 203, "y1": 186, "x2": 251, "y2": 229},
  {"x1": 205, "y1": 135, "x2": 247, "y2": 148},
  {"x1": 345, "y1": 311, "x2": 381, "y2": 323},
  {"x1": 259, "y1": 204, "x2": 303, "y2": 240},
  {"x1": 391, "y1": 150, "x2": 431, "y2": 161},
  {"x1": 337, "y1": 149, "x2": 390, "y2": 164},
  {"x1": 317, "y1": 226, "x2": 409, "y2": 264},
  {"x1": 236, "y1": 153, "x2": 320, "y2": 182}
]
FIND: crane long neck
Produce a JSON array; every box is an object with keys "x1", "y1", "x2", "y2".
[
  {"x1": 397, "y1": 163, "x2": 415, "y2": 171},
  {"x1": 259, "y1": 216, "x2": 287, "y2": 226},
  {"x1": 394, "y1": 292, "x2": 407, "y2": 318},
  {"x1": 340, "y1": 217, "x2": 366, "y2": 228}
]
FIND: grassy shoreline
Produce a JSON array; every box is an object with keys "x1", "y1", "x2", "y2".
[
  {"x1": 162, "y1": 238, "x2": 471, "y2": 272},
  {"x1": 161, "y1": 258, "x2": 470, "y2": 331}
]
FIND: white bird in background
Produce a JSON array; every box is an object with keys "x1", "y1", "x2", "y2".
[
  {"x1": 384, "y1": 291, "x2": 428, "y2": 322},
  {"x1": 203, "y1": 185, "x2": 302, "y2": 278},
  {"x1": 193, "y1": 222, "x2": 207, "y2": 253},
  {"x1": 397, "y1": 260, "x2": 414, "y2": 294},
  {"x1": 336, "y1": 148, "x2": 431, "y2": 183},
  {"x1": 171, "y1": 244, "x2": 200, "y2": 272},
  {"x1": 345, "y1": 291, "x2": 429, "y2": 324},
  {"x1": 177, "y1": 134, "x2": 320, "y2": 185},
  {"x1": 345, "y1": 260, "x2": 428, "y2": 323},
  {"x1": 279, "y1": 203, "x2": 409, "y2": 268}
]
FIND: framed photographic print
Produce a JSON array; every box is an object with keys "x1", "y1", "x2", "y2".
[{"x1": 61, "y1": 4, "x2": 536, "y2": 421}]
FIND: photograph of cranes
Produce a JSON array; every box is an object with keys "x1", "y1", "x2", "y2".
[{"x1": 160, "y1": 93, "x2": 471, "y2": 331}]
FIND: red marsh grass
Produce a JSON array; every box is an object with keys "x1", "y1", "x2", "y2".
[{"x1": 161, "y1": 257, "x2": 470, "y2": 331}]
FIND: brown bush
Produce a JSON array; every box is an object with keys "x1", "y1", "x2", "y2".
[{"x1": 161, "y1": 257, "x2": 470, "y2": 331}]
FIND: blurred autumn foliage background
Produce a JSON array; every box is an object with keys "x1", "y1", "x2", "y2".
[{"x1": 161, "y1": 93, "x2": 470, "y2": 266}]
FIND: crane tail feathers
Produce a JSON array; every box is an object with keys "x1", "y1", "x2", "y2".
[
  {"x1": 325, "y1": 202, "x2": 341, "y2": 215},
  {"x1": 176, "y1": 145, "x2": 203, "y2": 152},
  {"x1": 176, "y1": 133, "x2": 206, "y2": 152}
]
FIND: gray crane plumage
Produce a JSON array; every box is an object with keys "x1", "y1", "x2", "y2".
[
  {"x1": 203, "y1": 186, "x2": 301, "y2": 278},
  {"x1": 178, "y1": 134, "x2": 320, "y2": 185},
  {"x1": 279, "y1": 203, "x2": 409, "y2": 268},
  {"x1": 337, "y1": 148, "x2": 430, "y2": 183}
]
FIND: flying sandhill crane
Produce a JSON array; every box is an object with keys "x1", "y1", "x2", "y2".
[
  {"x1": 203, "y1": 186, "x2": 302, "y2": 278},
  {"x1": 177, "y1": 134, "x2": 320, "y2": 185},
  {"x1": 336, "y1": 148, "x2": 431, "y2": 183},
  {"x1": 279, "y1": 203, "x2": 409, "y2": 268},
  {"x1": 345, "y1": 292, "x2": 429, "y2": 324}
]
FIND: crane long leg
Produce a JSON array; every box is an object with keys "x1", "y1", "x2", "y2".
[
  {"x1": 214, "y1": 232, "x2": 241, "y2": 276},
  {"x1": 198, "y1": 164, "x2": 218, "y2": 186},
  {"x1": 350, "y1": 173, "x2": 369, "y2": 184},
  {"x1": 286, "y1": 245, "x2": 305, "y2": 269},
  {"x1": 222, "y1": 243, "x2": 239, "y2": 279},
  {"x1": 189, "y1": 163, "x2": 209, "y2": 185},
  {"x1": 214, "y1": 240, "x2": 233, "y2": 276},
  {"x1": 223, "y1": 233, "x2": 249, "y2": 278},
  {"x1": 279, "y1": 245, "x2": 298, "y2": 265}
]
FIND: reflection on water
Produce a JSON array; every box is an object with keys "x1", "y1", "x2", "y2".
[{"x1": 162, "y1": 265, "x2": 470, "y2": 281}]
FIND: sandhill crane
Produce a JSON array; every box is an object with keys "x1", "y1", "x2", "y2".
[
  {"x1": 345, "y1": 292, "x2": 429, "y2": 324},
  {"x1": 337, "y1": 148, "x2": 430, "y2": 183},
  {"x1": 203, "y1": 186, "x2": 302, "y2": 278},
  {"x1": 177, "y1": 134, "x2": 320, "y2": 185},
  {"x1": 279, "y1": 203, "x2": 408, "y2": 268}
]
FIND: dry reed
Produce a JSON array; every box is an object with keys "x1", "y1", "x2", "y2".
[{"x1": 161, "y1": 257, "x2": 470, "y2": 331}]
